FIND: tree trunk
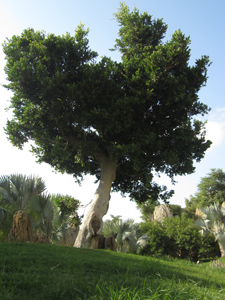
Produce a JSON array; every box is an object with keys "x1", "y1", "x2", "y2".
[
  {"x1": 218, "y1": 240, "x2": 225, "y2": 258},
  {"x1": 74, "y1": 156, "x2": 117, "y2": 248}
]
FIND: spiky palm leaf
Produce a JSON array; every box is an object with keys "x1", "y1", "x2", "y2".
[
  {"x1": 0, "y1": 175, "x2": 15, "y2": 210},
  {"x1": 103, "y1": 217, "x2": 149, "y2": 253},
  {"x1": 25, "y1": 175, "x2": 46, "y2": 197},
  {"x1": 195, "y1": 203, "x2": 225, "y2": 256},
  {"x1": 27, "y1": 193, "x2": 73, "y2": 242},
  {"x1": 28, "y1": 193, "x2": 56, "y2": 238},
  {"x1": 0, "y1": 174, "x2": 47, "y2": 213}
]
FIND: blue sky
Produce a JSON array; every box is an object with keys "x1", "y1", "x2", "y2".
[{"x1": 0, "y1": 0, "x2": 225, "y2": 222}]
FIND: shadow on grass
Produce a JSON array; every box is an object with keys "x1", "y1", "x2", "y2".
[{"x1": 0, "y1": 242, "x2": 224, "y2": 299}]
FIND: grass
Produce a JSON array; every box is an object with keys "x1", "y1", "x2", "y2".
[{"x1": 0, "y1": 242, "x2": 225, "y2": 299}]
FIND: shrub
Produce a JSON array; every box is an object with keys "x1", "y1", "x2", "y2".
[
  {"x1": 140, "y1": 215, "x2": 220, "y2": 261},
  {"x1": 0, "y1": 209, "x2": 13, "y2": 242},
  {"x1": 139, "y1": 221, "x2": 175, "y2": 257}
]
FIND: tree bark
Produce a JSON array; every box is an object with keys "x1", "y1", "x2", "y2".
[
  {"x1": 74, "y1": 155, "x2": 117, "y2": 248},
  {"x1": 218, "y1": 240, "x2": 225, "y2": 258}
]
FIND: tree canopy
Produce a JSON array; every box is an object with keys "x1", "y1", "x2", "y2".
[
  {"x1": 3, "y1": 3, "x2": 211, "y2": 204},
  {"x1": 188, "y1": 169, "x2": 225, "y2": 208}
]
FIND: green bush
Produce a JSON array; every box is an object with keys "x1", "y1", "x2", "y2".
[
  {"x1": 0, "y1": 210, "x2": 13, "y2": 242},
  {"x1": 139, "y1": 215, "x2": 220, "y2": 261},
  {"x1": 198, "y1": 232, "x2": 220, "y2": 259},
  {"x1": 164, "y1": 216, "x2": 201, "y2": 261},
  {"x1": 139, "y1": 221, "x2": 175, "y2": 257}
]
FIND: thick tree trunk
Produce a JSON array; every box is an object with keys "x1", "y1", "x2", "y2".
[{"x1": 74, "y1": 156, "x2": 117, "y2": 248}]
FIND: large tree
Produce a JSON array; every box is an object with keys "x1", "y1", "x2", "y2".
[
  {"x1": 187, "y1": 169, "x2": 225, "y2": 208},
  {"x1": 2, "y1": 3, "x2": 211, "y2": 248}
]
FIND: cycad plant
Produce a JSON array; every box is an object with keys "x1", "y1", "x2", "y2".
[
  {"x1": 195, "y1": 203, "x2": 225, "y2": 257},
  {"x1": 102, "y1": 216, "x2": 149, "y2": 253}
]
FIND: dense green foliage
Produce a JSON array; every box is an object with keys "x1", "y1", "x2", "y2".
[
  {"x1": 3, "y1": 3, "x2": 211, "y2": 203},
  {"x1": 0, "y1": 207, "x2": 13, "y2": 242},
  {"x1": 140, "y1": 216, "x2": 220, "y2": 261},
  {"x1": 51, "y1": 194, "x2": 82, "y2": 227},
  {"x1": 1, "y1": 242, "x2": 225, "y2": 299},
  {"x1": 169, "y1": 204, "x2": 183, "y2": 217},
  {"x1": 136, "y1": 198, "x2": 160, "y2": 221},
  {"x1": 137, "y1": 199, "x2": 183, "y2": 222},
  {"x1": 183, "y1": 197, "x2": 199, "y2": 219},
  {"x1": 187, "y1": 169, "x2": 225, "y2": 208}
]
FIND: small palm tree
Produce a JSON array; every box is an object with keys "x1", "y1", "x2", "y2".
[
  {"x1": 28, "y1": 193, "x2": 81, "y2": 242},
  {"x1": 103, "y1": 215, "x2": 122, "y2": 239},
  {"x1": 0, "y1": 174, "x2": 47, "y2": 240},
  {"x1": 0, "y1": 174, "x2": 81, "y2": 243},
  {"x1": 195, "y1": 203, "x2": 225, "y2": 257},
  {"x1": 27, "y1": 193, "x2": 57, "y2": 239},
  {"x1": 102, "y1": 216, "x2": 149, "y2": 253},
  {"x1": 0, "y1": 174, "x2": 46, "y2": 213}
]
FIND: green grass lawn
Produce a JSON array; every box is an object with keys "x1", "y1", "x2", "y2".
[{"x1": 0, "y1": 242, "x2": 224, "y2": 299}]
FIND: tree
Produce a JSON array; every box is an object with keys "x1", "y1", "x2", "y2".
[
  {"x1": 187, "y1": 169, "x2": 225, "y2": 208},
  {"x1": 51, "y1": 194, "x2": 82, "y2": 227},
  {"x1": 136, "y1": 198, "x2": 160, "y2": 222},
  {"x1": 195, "y1": 203, "x2": 225, "y2": 257},
  {"x1": 3, "y1": 3, "x2": 211, "y2": 248},
  {"x1": 169, "y1": 204, "x2": 182, "y2": 217}
]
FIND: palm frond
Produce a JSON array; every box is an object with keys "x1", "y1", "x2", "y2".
[
  {"x1": 196, "y1": 202, "x2": 225, "y2": 256},
  {"x1": 0, "y1": 176, "x2": 16, "y2": 211},
  {"x1": 26, "y1": 174, "x2": 46, "y2": 195}
]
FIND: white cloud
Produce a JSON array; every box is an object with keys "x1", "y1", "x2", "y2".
[
  {"x1": 204, "y1": 108, "x2": 225, "y2": 151},
  {"x1": 205, "y1": 121, "x2": 225, "y2": 150},
  {"x1": 209, "y1": 107, "x2": 225, "y2": 122}
]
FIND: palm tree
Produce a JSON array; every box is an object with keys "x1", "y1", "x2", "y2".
[
  {"x1": 102, "y1": 215, "x2": 122, "y2": 239},
  {"x1": 0, "y1": 174, "x2": 46, "y2": 213},
  {"x1": 0, "y1": 174, "x2": 81, "y2": 243},
  {"x1": 0, "y1": 174, "x2": 47, "y2": 240},
  {"x1": 28, "y1": 193, "x2": 81, "y2": 242},
  {"x1": 195, "y1": 203, "x2": 225, "y2": 257},
  {"x1": 102, "y1": 216, "x2": 149, "y2": 253}
]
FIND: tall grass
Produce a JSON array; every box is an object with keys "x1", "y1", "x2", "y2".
[{"x1": 0, "y1": 242, "x2": 224, "y2": 299}]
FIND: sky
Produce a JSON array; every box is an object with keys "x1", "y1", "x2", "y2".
[{"x1": 0, "y1": 0, "x2": 225, "y2": 223}]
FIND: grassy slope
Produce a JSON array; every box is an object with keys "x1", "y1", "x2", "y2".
[{"x1": 0, "y1": 242, "x2": 225, "y2": 300}]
